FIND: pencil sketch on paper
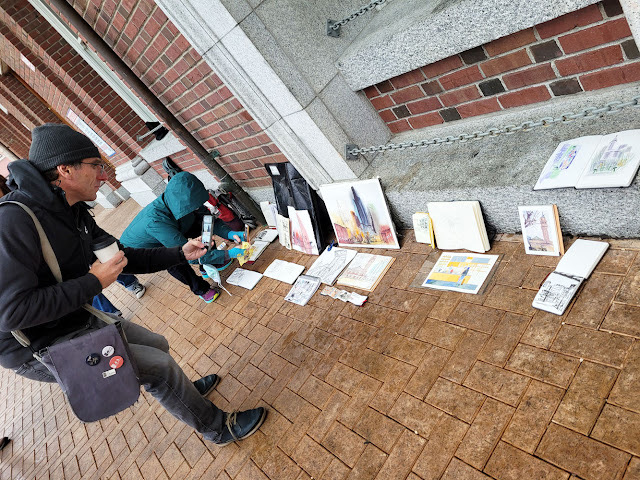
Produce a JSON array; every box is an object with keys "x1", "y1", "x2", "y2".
[
  {"x1": 534, "y1": 272, "x2": 581, "y2": 312},
  {"x1": 336, "y1": 253, "x2": 394, "y2": 291},
  {"x1": 285, "y1": 275, "x2": 321, "y2": 306},
  {"x1": 306, "y1": 247, "x2": 358, "y2": 285}
]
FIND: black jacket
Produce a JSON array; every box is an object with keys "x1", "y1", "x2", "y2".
[{"x1": 0, "y1": 160, "x2": 185, "y2": 368}]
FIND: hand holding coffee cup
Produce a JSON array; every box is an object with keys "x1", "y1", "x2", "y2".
[{"x1": 89, "y1": 238, "x2": 127, "y2": 288}]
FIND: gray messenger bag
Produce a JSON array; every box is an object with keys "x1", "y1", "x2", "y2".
[{"x1": 1, "y1": 201, "x2": 140, "y2": 422}]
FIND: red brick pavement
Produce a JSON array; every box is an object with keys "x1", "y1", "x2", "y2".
[{"x1": 1, "y1": 200, "x2": 639, "y2": 479}]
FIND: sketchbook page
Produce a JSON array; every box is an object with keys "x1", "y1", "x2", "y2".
[
  {"x1": 247, "y1": 240, "x2": 270, "y2": 262},
  {"x1": 276, "y1": 214, "x2": 291, "y2": 250},
  {"x1": 336, "y1": 253, "x2": 395, "y2": 291},
  {"x1": 288, "y1": 206, "x2": 320, "y2": 255},
  {"x1": 263, "y1": 259, "x2": 305, "y2": 284},
  {"x1": 556, "y1": 239, "x2": 609, "y2": 279},
  {"x1": 306, "y1": 247, "x2": 358, "y2": 285},
  {"x1": 518, "y1": 205, "x2": 562, "y2": 256},
  {"x1": 226, "y1": 268, "x2": 263, "y2": 290},
  {"x1": 254, "y1": 228, "x2": 279, "y2": 243},
  {"x1": 284, "y1": 275, "x2": 322, "y2": 306},
  {"x1": 472, "y1": 202, "x2": 490, "y2": 251},
  {"x1": 575, "y1": 130, "x2": 640, "y2": 188},
  {"x1": 427, "y1": 201, "x2": 487, "y2": 252},
  {"x1": 534, "y1": 136, "x2": 601, "y2": 190},
  {"x1": 260, "y1": 201, "x2": 277, "y2": 227},
  {"x1": 532, "y1": 272, "x2": 583, "y2": 315},
  {"x1": 422, "y1": 252, "x2": 498, "y2": 294},
  {"x1": 412, "y1": 212, "x2": 433, "y2": 245}
]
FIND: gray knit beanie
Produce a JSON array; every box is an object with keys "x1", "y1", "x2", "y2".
[{"x1": 28, "y1": 123, "x2": 101, "y2": 172}]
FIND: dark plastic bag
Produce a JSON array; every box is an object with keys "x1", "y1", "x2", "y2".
[
  {"x1": 39, "y1": 321, "x2": 139, "y2": 423},
  {"x1": 265, "y1": 162, "x2": 331, "y2": 251}
]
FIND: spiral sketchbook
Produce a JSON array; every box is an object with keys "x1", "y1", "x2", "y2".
[{"x1": 532, "y1": 239, "x2": 609, "y2": 315}]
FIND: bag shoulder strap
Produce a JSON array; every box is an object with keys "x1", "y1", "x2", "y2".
[{"x1": 0, "y1": 201, "x2": 115, "y2": 348}]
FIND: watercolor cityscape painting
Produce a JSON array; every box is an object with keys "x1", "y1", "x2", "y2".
[{"x1": 320, "y1": 179, "x2": 399, "y2": 249}]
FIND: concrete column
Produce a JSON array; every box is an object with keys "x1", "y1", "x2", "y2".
[{"x1": 620, "y1": 0, "x2": 640, "y2": 51}]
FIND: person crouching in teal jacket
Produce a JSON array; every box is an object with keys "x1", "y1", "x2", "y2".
[{"x1": 120, "y1": 172, "x2": 246, "y2": 303}]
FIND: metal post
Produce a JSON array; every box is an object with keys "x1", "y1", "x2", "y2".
[{"x1": 45, "y1": 0, "x2": 265, "y2": 224}]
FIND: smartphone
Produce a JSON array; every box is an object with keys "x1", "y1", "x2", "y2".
[{"x1": 201, "y1": 215, "x2": 213, "y2": 247}]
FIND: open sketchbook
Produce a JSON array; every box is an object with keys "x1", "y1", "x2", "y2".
[
  {"x1": 427, "y1": 201, "x2": 490, "y2": 253},
  {"x1": 534, "y1": 130, "x2": 640, "y2": 190},
  {"x1": 306, "y1": 246, "x2": 358, "y2": 285},
  {"x1": 532, "y1": 239, "x2": 609, "y2": 315},
  {"x1": 336, "y1": 253, "x2": 394, "y2": 292}
]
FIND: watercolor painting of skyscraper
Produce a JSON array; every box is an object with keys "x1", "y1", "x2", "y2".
[{"x1": 319, "y1": 178, "x2": 399, "y2": 249}]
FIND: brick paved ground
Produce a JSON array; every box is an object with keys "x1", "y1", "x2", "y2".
[{"x1": 1, "y1": 199, "x2": 639, "y2": 480}]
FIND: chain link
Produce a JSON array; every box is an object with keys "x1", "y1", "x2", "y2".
[
  {"x1": 348, "y1": 95, "x2": 640, "y2": 156},
  {"x1": 329, "y1": 0, "x2": 387, "y2": 30}
]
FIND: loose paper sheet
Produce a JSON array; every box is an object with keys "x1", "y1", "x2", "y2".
[
  {"x1": 336, "y1": 253, "x2": 394, "y2": 291},
  {"x1": 422, "y1": 252, "x2": 498, "y2": 294},
  {"x1": 226, "y1": 268, "x2": 263, "y2": 290},
  {"x1": 260, "y1": 201, "x2": 277, "y2": 227},
  {"x1": 306, "y1": 246, "x2": 358, "y2": 285},
  {"x1": 263, "y1": 259, "x2": 305, "y2": 284},
  {"x1": 285, "y1": 275, "x2": 321, "y2": 306},
  {"x1": 320, "y1": 286, "x2": 368, "y2": 306}
]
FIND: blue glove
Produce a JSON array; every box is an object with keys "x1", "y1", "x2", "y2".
[
  {"x1": 228, "y1": 247, "x2": 245, "y2": 259},
  {"x1": 227, "y1": 230, "x2": 246, "y2": 242}
]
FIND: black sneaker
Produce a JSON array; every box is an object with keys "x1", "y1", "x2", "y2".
[
  {"x1": 215, "y1": 408, "x2": 267, "y2": 446},
  {"x1": 0, "y1": 437, "x2": 10, "y2": 451},
  {"x1": 193, "y1": 374, "x2": 220, "y2": 396}
]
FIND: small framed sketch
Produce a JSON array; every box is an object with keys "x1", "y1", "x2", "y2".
[{"x1": 518, "y1": 205, "x2": 564, "y2": 256}]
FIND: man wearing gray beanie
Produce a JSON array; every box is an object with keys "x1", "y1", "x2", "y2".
[{"x1": 0, "y1": 124, "x2": 266, "y2": 445}]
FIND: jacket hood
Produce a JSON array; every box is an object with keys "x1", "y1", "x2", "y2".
[
  {"x1": 163, "y1": 172, "x2": 209, "y2": 220},
  {"x1": 6, "y1": 160, "x2": 66, "y2": 212}
]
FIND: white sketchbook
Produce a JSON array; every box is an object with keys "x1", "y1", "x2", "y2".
[
  {"x1": 285, "y1": 275, "x2": 321, "y2": 306},
  {"x1": 535, "y1": 130, "x2": 640, "y2": 190},
  {"x1": 412, "y1": 212, "x2": 435, "y2": 246},
  {"x1": 306, "y1": 246, "x2": 358, "y2": 285},
  {"x1": 253, "y1": 228, "x2": 279, "y2": 243},
  {"x1": 226, "y1": 268, "x2": 263, "y2": 290},
  {"x1": 532, "y1": 239, "x2": 609, "y2": 315},
  {"x1": 276, "y1": 214, "x2": 291, "y2": 250},
  {"x1": 260, "y1": 201, "x2": 277, "y2": 227},
  {"x1": 427, "y1": 201, "x2": 490, "y2": 253},
  {"x1": 263, "y1": 259, "x2": 305, "y2": 284}
]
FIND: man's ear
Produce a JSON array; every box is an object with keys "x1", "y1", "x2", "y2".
[{"x1": 56, "y1": 164, "x2": 73, "y2": 178}]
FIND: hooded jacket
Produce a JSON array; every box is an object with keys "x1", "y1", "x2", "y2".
[
  {"x1": 120, "y1": 172, "x2": 231, "y2": 265},
  {"x1": 0, "y1": 160, "x2": 185, "y2": 368}
]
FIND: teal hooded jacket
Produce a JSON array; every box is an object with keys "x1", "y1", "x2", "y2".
[{"x1": 120, "y1": 172, "x2": 231, "y2": 265}]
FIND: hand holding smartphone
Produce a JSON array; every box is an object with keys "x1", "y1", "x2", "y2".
[{"x1": 201, "y1": 215, "x2": 213, "y2": 248}]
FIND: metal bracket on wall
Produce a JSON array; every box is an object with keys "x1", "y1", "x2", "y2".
[
  {"x1": 210, "y1": 150, "x2": 221, "y2": 160},
  {"x1": 326, "y1": 20, "x2": 341, "y2": 37},
  {"x1": 345, "y1": 144, "x2": 359, "y2": 161}
]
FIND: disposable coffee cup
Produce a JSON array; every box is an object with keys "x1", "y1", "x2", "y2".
[{"x1": 92, "y1": 238, "x2": 120, "y2": 263}]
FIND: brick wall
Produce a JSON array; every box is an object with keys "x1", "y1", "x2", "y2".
[
  {"x1": 70, "y1": 0, "x2": 284, "y2": 189},
  {"x1": 0, "y1": 108, "x2": 31, "y2": 159},
  {"x1": 364, "y1": 0, "x2": 640, "y2": 134}
]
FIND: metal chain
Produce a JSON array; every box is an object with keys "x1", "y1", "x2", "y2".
[
  {"x1": 348, "y1": 96, "x2": 640, "y2": 156},
  {"x1": 330, "y1": 0, "x2": 387, "y2": 29}
]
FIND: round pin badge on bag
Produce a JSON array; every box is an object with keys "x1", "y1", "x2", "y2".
[
  {"x1": 102, "y1": 345, "x2": 114, "y2": 357},
  {"x1": 86, "y1": 353, "x2": 101, "y2": 366},
  {"x1": 109, "y1": 356, "x2": 124, "y2": 369}
]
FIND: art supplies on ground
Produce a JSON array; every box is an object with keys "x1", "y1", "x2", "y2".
[
  {"x1": 422, "y1": 252, "x2": 499, "y2": 294},
  {"x1": 288, "y1": 206, "x2": 319, "y2": 255},
  {"x1": 236, "y1": 241, "x2": 254, "y2": 266},
  {"x1": 427, "y1": 201, "x2": 490, "y2": 252},
  {"x1": 412, "y1": 212, "x2": 435, "y2": 247},
  {"x1": 285, "y1": 275, "x2": 321, "y2": 306},
  {"x1": 263, "y1": 259, "x2": 305, "y2": 284},
  {"x1": 226, "y1": 268, "x2": 263, "y2": 290},
  {"x1": 534, "y1": 130, "x2": 640, "y2": 190},
  {"x1": 518, "y1": 205, "x2": 564, "y2": 256},
  {"x1": 306, "y1": 246, "x2": 358, "y2": 285},
  {"x1": 532, "y1": 239, "x2": 609, "y2": 315},
  {"x1": 320, "y1": 178, "x2": 400, "y2": 249},
  {"x1": 336, "y1": 253, "x2": 394, "y2": 291},
  {"x1": 243, "y1": 228, "x2": 279, "y2": 264},
  {"x1": 320, "y1": 286, "x2": 368, "y2": 306}
]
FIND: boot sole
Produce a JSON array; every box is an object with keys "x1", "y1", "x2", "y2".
[{"x1": 216, "y1": 408, "x2": 267, "y2": 446}]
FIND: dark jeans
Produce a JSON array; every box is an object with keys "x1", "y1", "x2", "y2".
[
  {"x1": 116, "y1": 274, "x2": 139, "y2": 289},
  {"x1": 13, "y1": 318, "x2": 226, "y2": 442},
  {"x1": 92, "y1": 293, "x2": 119, "y2": 314},
  {"x1": 168, "y1": 263, "x2": 210, "y2": 296}
]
